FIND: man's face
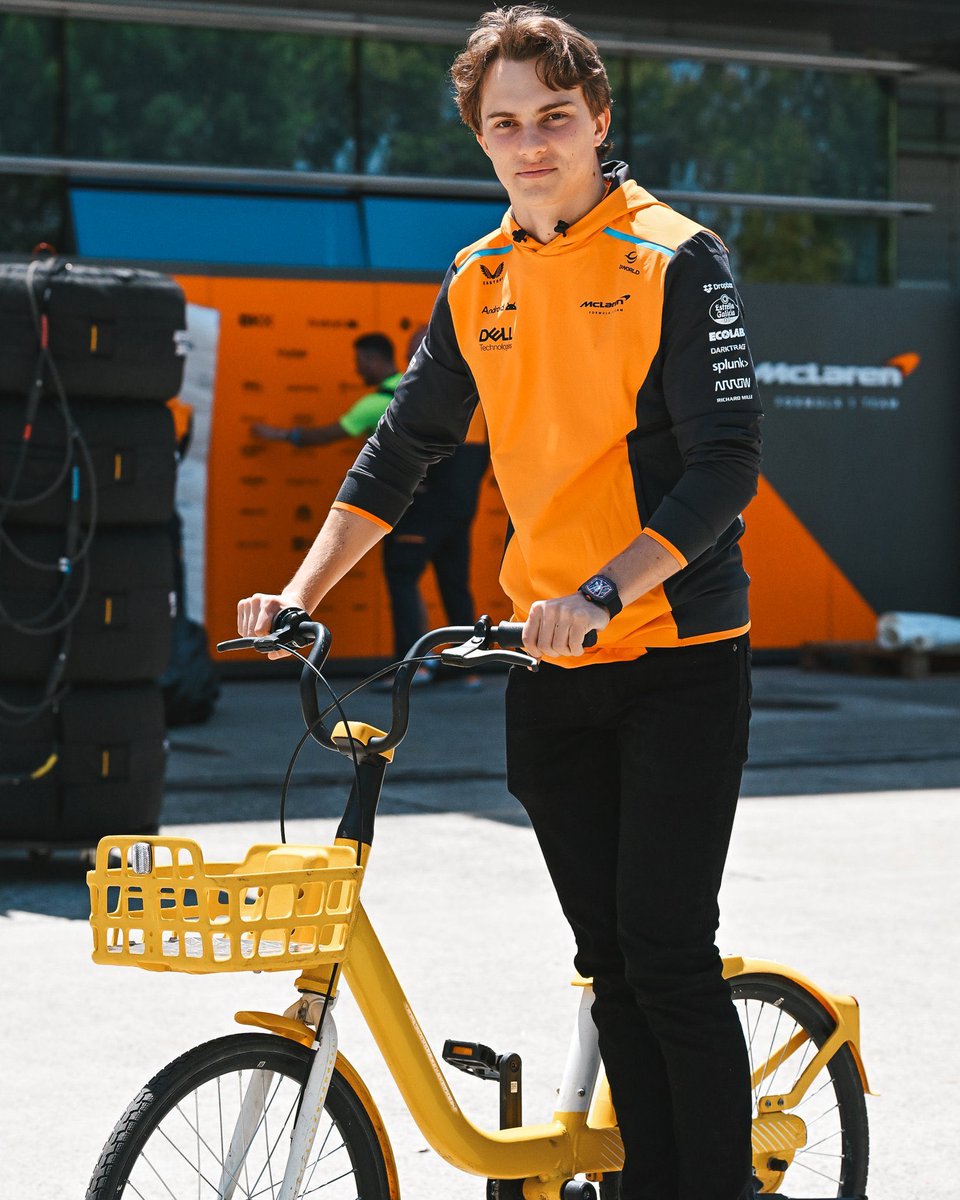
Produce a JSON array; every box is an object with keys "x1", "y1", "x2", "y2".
[
  {"x1": 355, "y1": 349, "x2": 388, "y2": 386},
  {"x1": 476, "y1": 57, "x2": 610, "y2": 216}
]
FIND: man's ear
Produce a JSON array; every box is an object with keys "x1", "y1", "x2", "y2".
[
  {"x1": 593, "y1": 107, "x2": 612, "y2": 147},
  {"x1": 476, "y1": 132, "x2": 492, "y2": 160}
]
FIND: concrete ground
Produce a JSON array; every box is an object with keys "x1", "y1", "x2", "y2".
[{"x1": 2, "y1": 661, "x2": 959, "y2": 1198}]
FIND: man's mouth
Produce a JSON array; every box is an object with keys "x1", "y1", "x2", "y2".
[{"x1": 516, "y1": 166, "x2": 556, "y2": 178}]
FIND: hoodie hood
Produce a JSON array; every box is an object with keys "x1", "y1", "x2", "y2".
[{"x1": 500, "y1": 160, "x2": 662, "y2": 256}]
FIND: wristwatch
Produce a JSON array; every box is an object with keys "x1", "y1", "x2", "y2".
[{"x1": 578, "y1": 574, "x2": 623, "y2": 618}]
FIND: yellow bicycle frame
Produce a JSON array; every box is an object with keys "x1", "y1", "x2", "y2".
[{"x1": 237, "y1": 904, "x2": 870, "y2": 1198}]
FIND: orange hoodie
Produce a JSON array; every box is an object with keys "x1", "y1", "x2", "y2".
[{"x1": 335, "y1": 162, "x2": 762, "y2": 665}]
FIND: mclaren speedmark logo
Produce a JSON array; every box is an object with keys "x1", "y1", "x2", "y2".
[{"x1": 756, "y1": 353, "x2": 921, "y2": 388}]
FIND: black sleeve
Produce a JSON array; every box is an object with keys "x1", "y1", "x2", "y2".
[
  {"x1": 334, "y1": 265, "x2": 479, "y2": 526},
  {"x1": 643, "y1": 230, "x2": 763, "y2": 564}
]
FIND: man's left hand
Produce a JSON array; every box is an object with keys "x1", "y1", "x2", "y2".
[{"x1": 522, "y1": 593, "x2": 610, "y2": 659}]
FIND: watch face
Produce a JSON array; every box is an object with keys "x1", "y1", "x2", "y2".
[{"x1": 587, "y1": 577, "x2": 614, "y2": 601}]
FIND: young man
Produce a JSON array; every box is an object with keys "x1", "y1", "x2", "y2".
[{"x1": 238, "y1": 7, "x2": 762, "y2": 1199}]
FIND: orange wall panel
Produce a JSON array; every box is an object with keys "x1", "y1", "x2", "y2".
[{"x1": 741, "y1": 476, "x2": 875, "y2": 647}]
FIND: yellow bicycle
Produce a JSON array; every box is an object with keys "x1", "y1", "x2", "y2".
[{"x1": 85, "y1": 614, "x2": 871, "y2": 1200}]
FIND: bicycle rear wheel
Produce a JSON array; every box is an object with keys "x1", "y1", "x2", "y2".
[
  {"x1": 599, "y1": 973, "x2": 869, "y2": 1200},
  {"x1": 732, "y1": 973, "x2": 869, "y2": 1199},
  {"x1": 86, "y1": 1032, "x2": 392, "y2": 1200}
]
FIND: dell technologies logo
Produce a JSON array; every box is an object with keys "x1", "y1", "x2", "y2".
[{"x1": 478, "y1": 325, "x2": 513, "y2": 351}]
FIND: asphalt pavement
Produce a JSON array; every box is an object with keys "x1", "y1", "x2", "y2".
[{"x1": 2, "y1": 659, "x2": 959, "y2": 1198}]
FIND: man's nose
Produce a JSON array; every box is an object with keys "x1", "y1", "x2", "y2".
[{"x1": 516, "y1": 122, "x2": 548, "y2": 158}]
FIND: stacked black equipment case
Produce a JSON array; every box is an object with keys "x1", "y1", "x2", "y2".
[{"x1": 0, "y1": 260, "x2": 187, "y2": 848}]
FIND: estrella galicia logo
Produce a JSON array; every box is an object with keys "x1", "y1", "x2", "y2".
[
  {"x1": 709, "y1": 294, "x2": 741, "y2": 326},
  {"x1": 480, "y1": 262, "x2": 505, "y2": 284},
  {"x1": 580, "y1": 294, "x2": 631, "y2": 312},
  {"x1": 478, "y1": 325, "x2": 514, "y2": 351}
]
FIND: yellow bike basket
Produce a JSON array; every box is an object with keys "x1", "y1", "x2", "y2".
[{"x1": 87, "y1": 836, "x2": 362, "y2": 974}]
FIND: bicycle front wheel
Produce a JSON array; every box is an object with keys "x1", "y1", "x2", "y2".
[{"x1": 86, "y1": 1032, "x2": 392, "y2": 1200}]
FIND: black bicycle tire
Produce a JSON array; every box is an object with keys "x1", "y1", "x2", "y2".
[
  {"x1": 85, "y1": 1032, "x2": 392, "y2": 1200},
  {"x1": 598, "y1": 972, "x2": 869, "y2": 1200},
  {"x1": 732, "y1": 973, "x2": 869, "y2": 1199}
]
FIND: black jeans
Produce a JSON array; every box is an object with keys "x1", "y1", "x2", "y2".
[{"x1": 505, "y1": 638, "x2": 753, "y2": 1200}]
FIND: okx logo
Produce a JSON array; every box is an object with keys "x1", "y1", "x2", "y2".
[
  {"x1": 480, "y1": 262, "x2": 505, "y2": 284},
  {"x1": 478, "y1": 325, "x2": 514, "y2": 352}
]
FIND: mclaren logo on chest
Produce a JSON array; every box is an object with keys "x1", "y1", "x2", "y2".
[{"x1": 580, "y1": 294, "x2": 631, "y2": 313}]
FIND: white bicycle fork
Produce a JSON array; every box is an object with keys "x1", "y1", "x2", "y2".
[{"x1": 217, "y1": 1011, "x2": 340, "y2": 1200}]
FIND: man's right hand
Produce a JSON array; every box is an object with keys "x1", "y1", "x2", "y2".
[{"x1": 237, "y1": 592, "x2": 308, "y2": 638}]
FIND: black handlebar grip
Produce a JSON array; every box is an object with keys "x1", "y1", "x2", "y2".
[
  {"x1": 492, "y1": 621, "x2": 526, "y2": 648},
  {"x1": 494, "y1": 622, "x2": 599, "y2": 650}
]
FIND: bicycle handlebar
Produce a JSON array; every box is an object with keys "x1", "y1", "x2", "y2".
[{"x1": 217, "y1": 613, "x2": 598, "y2": 762}]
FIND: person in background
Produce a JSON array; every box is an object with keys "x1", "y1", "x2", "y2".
[
  {"x1": 382, "y1": 326, "x2": 490, "y2": 688},
  {"x1": 252, "y1": 329, "x2": 489, "y2": 686},
  {"x1": 252, "y1": 331, "x2": 401, "y2": 450}
]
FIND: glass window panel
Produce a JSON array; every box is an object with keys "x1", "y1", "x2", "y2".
[
  {"x1": 0, "y1": 16, "x2": 61, "y2": 155},
  {"x1": 0, "y1": 175, "x2": 70, "y2": 254},
  {"x1": 359, "y1": 41, "x2": 491, "y2": 178},
  {"x1": 64, "y1": 21, "x2": 354, "y2": 171},
  {"x1": 942, "y1": 104, "x2": 960, "y2": 147},
  {"x1": 899, "y1": 101, "x2": 939, "y2": 145},
  {"x1": 627, "y1": 60, "x2": 890, "y2": 201},
  {"x1": 674, "y1": 201, "x2": 888, "y2": 285}
]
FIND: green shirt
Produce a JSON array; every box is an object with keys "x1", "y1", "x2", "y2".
[{"x1": 338, "y1": 372, "x2": 403, "y2": 438}]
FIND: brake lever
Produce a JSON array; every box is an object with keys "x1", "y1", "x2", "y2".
[
  {"x1": 440, "y1": 635, "x2": 539, "y2": 672},
  {"x1": 215, "y1": 629, "x2": 313, "y2": 655},
  {"x1": 216, "y1": 609, "x2": 316, "y2": 655}
]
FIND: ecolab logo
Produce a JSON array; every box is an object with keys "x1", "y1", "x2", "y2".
[{"x1": 756, "y1": 353, "x2": 920, "y2": 388}]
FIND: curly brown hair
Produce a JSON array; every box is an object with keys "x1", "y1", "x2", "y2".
[{"x1": 450, "y1": 6, "x2": 613, "y2": 143}]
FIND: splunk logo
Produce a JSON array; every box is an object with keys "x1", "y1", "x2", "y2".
[{"x1": 755, "y1": 352, "x2": 921, "y2": 388}]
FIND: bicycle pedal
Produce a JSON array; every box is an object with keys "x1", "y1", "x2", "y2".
[{"x1": 442, "y1": 1039, "x2": 500, "y2": 1080}]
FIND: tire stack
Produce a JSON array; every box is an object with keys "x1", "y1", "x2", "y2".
[{"x1": 0, "y1": 261, "x2": 187, "y2": 848}]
